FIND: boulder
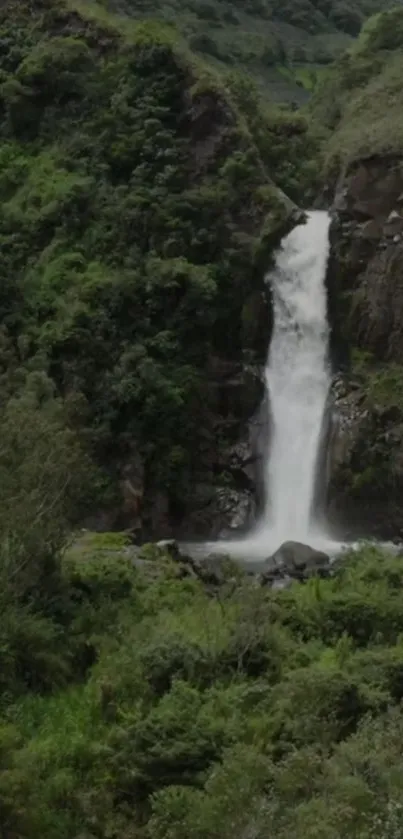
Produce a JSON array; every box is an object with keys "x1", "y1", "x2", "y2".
[
  {"x1": 261, "y1": 541, "x2": 331, "y2": 583},
  {"x1": 273, "y1": 540, "x2": 330, "y2": 572}
]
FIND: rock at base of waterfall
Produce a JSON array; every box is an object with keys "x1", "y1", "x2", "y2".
[
  {"x1": 156, "y1": 539, "x2": 181, "y2": 560},
  {"x1": 261, "y1": 540, "x2": 331, "y2": 584},
  {"x1": 135, "y1": 538, "x2": 332, "y2": 589}
]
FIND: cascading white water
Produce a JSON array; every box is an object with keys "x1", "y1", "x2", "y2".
[
  {"x1": 256, "y1": 209, "x2": 331, "y2": 549},
  {"x1": 203, "y1": 210, "x2": 343, "y2": 560},
  {"x1": 188, "y1": 210, "x2": 398, "y2": 563}
]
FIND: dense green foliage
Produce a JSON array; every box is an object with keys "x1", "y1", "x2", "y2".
[
  {"x1": 0, "y1": 0, "x2": 309, "y2": 530},
  {"x1": 103, "y1": 0, "x2": 403, "y2": 101},
  {"x1": 0, "y1": 367, "x2": 94, "y2": 701},
  {"x1": 3, "y1": 531, "x2": 403, "y2": 838}
]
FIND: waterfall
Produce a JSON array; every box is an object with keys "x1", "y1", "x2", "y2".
[
  {"x1": 191, "y1": 210, "x2": 397, "y2": 562},
  {"x1": 192, "y1": 209, "x2": 347, "y2": 563},
  {"x1": 254, "y1": 209, "x2": 331, "y2": 549},
  {"x1": 204, "y1": 210, "x2": 341, "y2": 560}
]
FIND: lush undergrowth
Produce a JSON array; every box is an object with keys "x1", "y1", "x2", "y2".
[{"x1": 2, "y1": 528, "x2": 403, "y2": 838}]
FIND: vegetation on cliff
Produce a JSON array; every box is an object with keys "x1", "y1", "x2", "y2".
[{"x1": 0, "y1": 0, "x2": 315, "y2": 535}]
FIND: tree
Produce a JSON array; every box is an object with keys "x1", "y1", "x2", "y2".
[{"x1": 0, "y1": 371, "x2": 92, "y2": 603}]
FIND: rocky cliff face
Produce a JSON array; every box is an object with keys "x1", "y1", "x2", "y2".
[
  {"x1": 326, "y1": 155, "x2": 403, "y2": 540},
  {"x1": 327, "y1": 156, "x2": 403, "y2": 364}
]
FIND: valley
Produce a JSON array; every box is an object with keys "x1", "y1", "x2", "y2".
[{"x1": 2, "y1": 2, "x2": 403, "y2": 838}]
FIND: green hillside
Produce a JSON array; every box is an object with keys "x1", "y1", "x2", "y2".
[
  {"x1": 101, "y1": 0, "x2": 403, "y2": 101},
  {"x1": 310, "y1": 5, "x2": 403, "y2": 171}
]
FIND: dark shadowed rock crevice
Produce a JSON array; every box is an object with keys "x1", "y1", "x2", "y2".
[{"x1": 327, "y1": 155, "x2": 403, "y2": 370}]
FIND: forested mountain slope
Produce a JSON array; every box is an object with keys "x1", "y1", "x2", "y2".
[
  {"x1": 102, "y1": 0, "x2": 403, "y2": 100},
  {"x1": 0, "y1": 0, "x2": 316, "y2": 540}
]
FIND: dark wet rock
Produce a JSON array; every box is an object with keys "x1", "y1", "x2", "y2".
[
  {"x1": 174, "y1": 548, "x2": 243, "y2": 587},
  {"x1": 209, "y1": 361, "x2": 264, "y2": 425},
  {"x1": 326, "y1": 391, "x2": 403, "y2": 540},
  {"x1": 260, "y1": 541, "x2": 331, "y2": 584},
  {"x1": 273, "y1": 540, "x2": 330, "y2": 571},
  {"x1": 327, "y1": 155, "x2": 403, "y2": 368},
  {"x1": 145, "y1": 538, "x2": 243, "y2": 586},
  {"x1": 214, "y1": 488, "x2": 256, "y2": 536},
  {"x1": 133, "y1": 537, "x2": 339, "y2": 590},
  {"x1": 177, "y1": 483, "x2": 256, "y2": 541},
  {"x1": 325, "y1": 369, "x2": 403, "y2": 540}
]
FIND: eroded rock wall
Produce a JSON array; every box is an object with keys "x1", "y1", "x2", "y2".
[{"x1": 326, "y1": 155, "x2": 403, "y2": 539}]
